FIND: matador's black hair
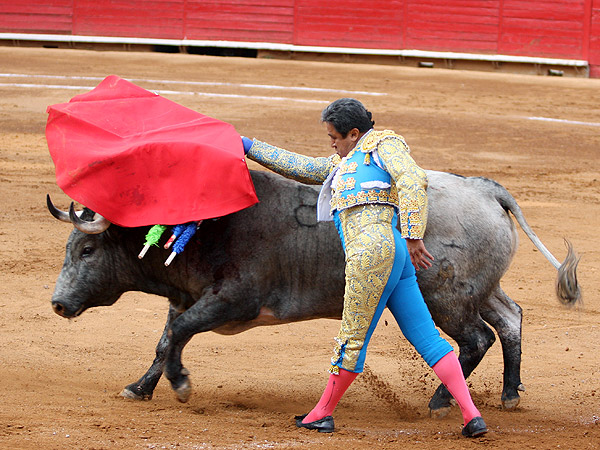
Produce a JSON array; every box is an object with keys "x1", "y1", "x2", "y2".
[{"x1": 321, "y1": 98, "x2": 375, "y2": 137}]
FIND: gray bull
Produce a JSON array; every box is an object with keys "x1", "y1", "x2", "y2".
[{"x1": 47, "y1": 169, "x2": 580, "y2": 416}]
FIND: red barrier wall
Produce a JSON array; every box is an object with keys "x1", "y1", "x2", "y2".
[
  {"x1": 72, "y1": 1, "x2": 184, "y2": 39},
  {"x1": 185, "y1": 1, "x2": 295, "y2": 42},
  {"x1": 0, "y1": 0, "x2": 72, "y2": 34},
  {"x1": 498, "y1": 0, "x2": 589, "y2": 59},
  {"x1": 402, "y1": 0, "x2": 501, "y2": 53},
  {"x1": 591, "y1": 0, "x2": 600, "y2": 77},
  {"x1": 0, "y1": 0, "x2": 598, "y2": 76},
  {"x1": 293, "y1": 1, "x2": 404, "y2": 49}
]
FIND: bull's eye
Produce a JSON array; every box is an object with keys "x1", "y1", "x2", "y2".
[{"x1": 81, "y1": 246, "x2": 95, "y2": 258}]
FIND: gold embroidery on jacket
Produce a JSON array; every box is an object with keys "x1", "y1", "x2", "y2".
[
  {"x1": 330, "y1": 188, "x2": 399, "y2": 213},
  {"x1": 336, "y1": 177, "x2": 356, "y2": 192},
  {"x1": 360, "y1": 129, "x2": 399, "y2": 153},
  {"x1": 369, "y1": 132, "x2": 428, "y2": 239},
  {"x1": 339, "y1": 161, "x2": 358, "y2": 175}
]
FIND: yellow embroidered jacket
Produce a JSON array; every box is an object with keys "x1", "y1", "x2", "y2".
[{"x1": 247, "y1": 129, "x2": 428, "y2": 239}]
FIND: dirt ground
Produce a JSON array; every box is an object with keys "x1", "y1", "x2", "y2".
[{"x1": 0, "y1": 47, "x2": 599, "y2": 450}]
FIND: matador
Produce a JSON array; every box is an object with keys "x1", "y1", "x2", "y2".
[{"x1": 243, "y1": 98, "x2": 487, "y2": 438}]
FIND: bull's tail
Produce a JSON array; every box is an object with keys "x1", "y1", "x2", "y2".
[{"x1": 490, "y1": 180, "x2": 581, "y2": 306}]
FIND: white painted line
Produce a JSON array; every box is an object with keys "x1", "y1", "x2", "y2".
[
  {"x1": 526, "y1": 116, "x2": 600, "y2": 127},
  {"x1": 6, "y1": 76, "x2": 596, "y2": 126},
  {"x1": 0, "y1": 82, "x2": 93, "y2": 91},
  {"x1": 0, "y1": 82, "x2": 329, "y2": 104},
  {"x1": 0, "y1": 73, "x2": 387, "y2": 96},
  {"x1": 0, "y1": 73, "x2": 103, "y2": 81}
]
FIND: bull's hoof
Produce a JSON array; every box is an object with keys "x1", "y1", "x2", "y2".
[
  {"x1": 429, "y1": 397, "x2": 455, "y2": 419},
  {"x1": 429, "y1": 405, "x2": 452, "y2": 419},
  {"x1": 502, "y1": 396, "x2": 521, "y2": 410},
  {"x1": 501, "y1": 384, "x2": 524, "y2": 410},
  {"x1": 120, "y1": 387, "x2": 153, "y2": 401},
  {"x1": 174, "y1": 378, "x2": 192, "y2": 403}
]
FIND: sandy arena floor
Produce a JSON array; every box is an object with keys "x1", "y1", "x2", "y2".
[{"x1": 0, "y1": 47, "x2": 599, "y2": 449}]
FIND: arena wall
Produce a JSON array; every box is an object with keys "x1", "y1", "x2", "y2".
[{"x1": 0, "y1": 0, "x2": 598, "y2": 77}]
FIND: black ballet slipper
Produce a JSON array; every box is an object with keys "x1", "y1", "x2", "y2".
[
  {"x1": 462, "y1": 416, "x2": 488, "y2": 438},
  {"x1": 294, "y1": 414, "x2": 335, "y2": 433}
]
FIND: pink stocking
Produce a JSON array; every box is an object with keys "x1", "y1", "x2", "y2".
[
  {"x1": 432, "y1": 351, "x2": 481, "y2": 424},
  {"x1": 302, "y1": 368, "x2": 358, "y2": 423}
]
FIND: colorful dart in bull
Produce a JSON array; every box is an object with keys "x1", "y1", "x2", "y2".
[
  {"x1": 138, "y1": 224, "x2": 168, "y2": 259},
  {"x1": 164, "y1": 221, "x2": 202, "y2": 266},
  {"x1": 163, "y1": 223, "x2": 187, "y2": 250}
]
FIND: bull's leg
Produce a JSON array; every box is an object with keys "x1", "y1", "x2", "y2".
[
  {"x1": 428, "y1": 314, "x2": 496, "y2": 418},
  {"x1": 120, "y1": 303, "x2": 181, "y2": 400},
  {"x1": 163, "y1": 296, "x2": 252, "y2": 403},
  {"x1": 479, "y1": 286, "x2": 524, "y2": 410}
]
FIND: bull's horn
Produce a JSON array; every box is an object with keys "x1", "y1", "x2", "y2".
[
  {"x1": 47, "y1": 194, "x2": 75, "y2": 223},
  {"x1": 68, "y1": 202, "x2": 111, "y2": 234}
]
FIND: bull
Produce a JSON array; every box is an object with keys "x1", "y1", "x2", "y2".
[{"x1": 47, "y1": 169, "x2": 580, "y2": 416}]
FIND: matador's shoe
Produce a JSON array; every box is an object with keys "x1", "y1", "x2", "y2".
[
  {"x1": 294, "y1": 414, "x2": 335, "y2": 433},
  {"x1": 462, "y1": 416, "x2": 488, "y2": 437}
]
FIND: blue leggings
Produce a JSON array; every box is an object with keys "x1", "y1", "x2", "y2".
[{"x1": 332, "y1": 207, "x2": 452, "y2": 373}]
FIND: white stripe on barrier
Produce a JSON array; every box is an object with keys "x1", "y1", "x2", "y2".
[{"x1": 0, "y1": 32, "x2": 589, "y2": 67}]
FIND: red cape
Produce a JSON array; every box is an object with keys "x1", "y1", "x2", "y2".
[{"x1": 46, "y1": 75, "x2": 258, "y2": 227}]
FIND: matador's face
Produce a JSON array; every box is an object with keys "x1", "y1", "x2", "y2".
[{"x1": 325, "y1": 122, "x2": 361, "y2": 158}]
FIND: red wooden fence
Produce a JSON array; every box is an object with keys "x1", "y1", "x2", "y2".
[
  {"x1": 0, "y1": 0, "x2": 598, "y2": 77},
  {"x1": 72, "y1": 1, "x2": 185, "y2": 39},
  {"x1": 592, "y1": 0, "x2": 600, "y2": 75},
  {"x1": 0, "y1": 0, "x2": 72, "y2": 34}
]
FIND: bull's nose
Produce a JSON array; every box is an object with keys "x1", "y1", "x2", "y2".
[
  {"x1": 52, "y1": 300, "x2": 67, "y2": 317},
  {"x1": 52, "y1": 299, "x2": 84, "y2": 318}
]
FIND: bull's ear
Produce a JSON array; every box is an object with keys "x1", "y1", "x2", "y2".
[
  {"x1": 69, "y1": 203, "x2": 111, "y2": 234},
  {"x1": 80, "y1": 208, "x2": 96, "y2": 221},
  {"x1": 102, "y1": 224, "x2": 129, "y2": 245}
]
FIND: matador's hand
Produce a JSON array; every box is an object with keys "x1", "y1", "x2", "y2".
[
  {"x1": 241, "y1": 136, "x2": 253, "y2": 154},
  {"x1": 406, "y1": 239, "x2": 434, "y2": 271}
]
